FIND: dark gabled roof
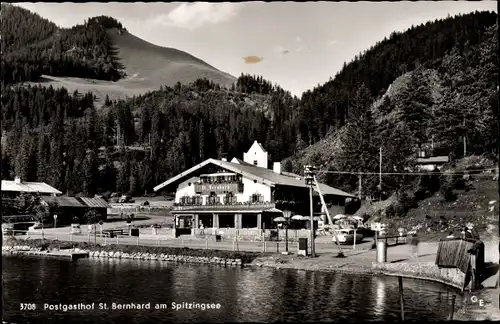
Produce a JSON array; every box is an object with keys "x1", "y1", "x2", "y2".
[
  {"x1": 42, "y1": 196, "x2": 86, "y2": 208},
  {"x1": 154, "y1": 158, "x2": 355, "y2": 198},
  {"x1": 41, "y1": 196, "x2": 110, "y2": 208}
]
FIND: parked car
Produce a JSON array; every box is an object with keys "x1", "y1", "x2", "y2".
[
  {"x1": 118, "y1": 195, "x2": 134, "y2": 203},
  {"x1": 70, "y1": 224, "x2": 81, "y2": 235},
  {"x1": 333, "y1": 228, "x2": 364, "y2": 245},
  {"x1": 28, "y1": 222, "x2": 43, "y2": 231}
]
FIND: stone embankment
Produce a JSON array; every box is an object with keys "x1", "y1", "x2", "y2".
[
  {"x1": 2, "y1": 242, "x2": 246, "y2": 266},
  {"x1": 86, "y1": 249, "x2": 243, "y2": 266}
]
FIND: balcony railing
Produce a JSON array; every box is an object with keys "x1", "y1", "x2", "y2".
[
  {"x1": 194, "y1": 182, "x2": 244, "y2": 194},
  {"x1": 173, "y1": 202, "x2": 276, "y2": 212}
]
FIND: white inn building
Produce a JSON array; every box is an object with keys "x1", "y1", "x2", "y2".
[{"x1": 154, "y1": 141, "x2": 355, "y2": 236}]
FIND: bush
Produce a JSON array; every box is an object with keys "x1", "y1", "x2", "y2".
[
  {"x1": 440, "y1": 183, "x2": 457, "y2": 202},
  {"x1": 385, "y1": 205, "x2": 396, "y2": 218},
  {"x1": 452, "y1": 176, "x2": 467, "y2": 190},
  {"x1": 393, "y1": 202, "x2": 406, "y2": 217}
]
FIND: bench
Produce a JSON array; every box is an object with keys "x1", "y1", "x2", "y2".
[{"x1": 102, "y1": 229, "x2": 125, "y2": 238}]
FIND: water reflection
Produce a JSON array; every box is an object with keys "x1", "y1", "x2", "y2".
[
  {"x1": 373, "y1": 277, "x2": 387, "y2": 317},
  {"x1": 3, "y1": 256, "x2": 460, "y2": 323}
]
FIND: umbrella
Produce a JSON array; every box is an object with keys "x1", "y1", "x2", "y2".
[
  {"x1": 291, "y1": 215, "x2": 306, "y2": 220},
  {"x1": 273, "y1": 216, "x2": 287, "y2": 222}
]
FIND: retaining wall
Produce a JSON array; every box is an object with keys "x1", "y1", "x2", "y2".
[{"x1": 2, "y1": 245, "x2": 244, "y2": 266}]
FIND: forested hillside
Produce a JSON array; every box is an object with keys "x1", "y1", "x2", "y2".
[
  {"x1": 1, "y1": 9, "x2": 497, "y2": 201},
  {"x1": 1, "y1": 4, "x2": 125, "y2": 83},
  {"x1": 285, "y1": 19, "x2": 498, "y2": 197}
]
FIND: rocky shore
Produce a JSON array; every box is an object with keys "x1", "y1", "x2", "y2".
[
  {"x1": 2, "y1": 244, "x2": 244, "y2": 266},
  {"x1": 1, "y1": 239, "x2": 259, "y2": 266}
]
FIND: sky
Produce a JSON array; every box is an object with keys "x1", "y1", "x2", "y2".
[{"x1": 17, "y1": 1, "x2": 498, "y2": 97}]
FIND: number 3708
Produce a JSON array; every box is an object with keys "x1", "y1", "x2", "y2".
[{"x1": 20, "y1": 303, "x2": 36, "y2": 311}]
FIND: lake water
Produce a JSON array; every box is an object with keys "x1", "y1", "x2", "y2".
[{"x1": 2, "y1": 256, "x2": 461, "y2": 323}]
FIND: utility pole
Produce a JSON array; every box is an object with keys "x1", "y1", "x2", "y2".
[
  {"x1": 304, "y1": 165, "x2": 316, "y2": 258},
  {"x1": 463, "y1": 118, "x2": 467, "y2": 157},
  {"x1": 379, "y1": 147, "x2": 382, "y2": 193}
]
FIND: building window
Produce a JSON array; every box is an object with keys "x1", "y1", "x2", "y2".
[
  {"x1": 180, "y1": 196, "x2": 192, "y2": 205},
  {"x1": 208, "y1": 193, "x2": 220, "y2": 205},
  {"x1": 194, "y1": 196, "x2": 202, "y2": 205},
  {"x1": 250, "y1": 194, "x2": 263, "y2": 203},
  {"x1": 253, "y1": 160, "x2": 258, "y2": 165},
  {"x1": 224, "y1": 193, "x2": 236, "y2": 205}
]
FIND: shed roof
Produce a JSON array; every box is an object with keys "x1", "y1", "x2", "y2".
[{"x1": 78, "y1": 197, "x2": 110, "y2": 208}]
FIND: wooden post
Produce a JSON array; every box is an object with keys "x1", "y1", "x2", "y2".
[
  {"x1": 205, "y1": 239, "x2": 208, "y2": 249},
  {"x1": 116, "y1": 236, "x2": 119, "y2": 244},
  {"x1": 136, "y1": 237, "x2": 139, "y2": 246},
  {"x1": 447, "y1": 295, "x2": 456, "y2": 320},
  {"x1": 398, "y1": 276, "x2": 405, "y2": 321},
  {"x1": 264, "y1": 241, "x2": 267, "y2": 253}
]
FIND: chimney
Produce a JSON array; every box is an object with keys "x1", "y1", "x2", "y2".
[
  {"x1": 273, "y1": 162, "x2": 281, "y2": 174},
  {"x1": 14, "y1": 176, "x2": 21, "y2": 184}
]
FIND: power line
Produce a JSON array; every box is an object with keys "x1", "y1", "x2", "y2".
[{"x1": 316, "y1": 168, "x2": 498, "y2": 176}]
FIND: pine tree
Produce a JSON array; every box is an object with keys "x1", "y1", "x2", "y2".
[
  {"x1": 83, "y1": 150, "x2": 99, "y2": 196},
  {"x1": 129, "y1": 163, "x2": 139, "y2": 196},
  {"x1": 37, "y1": 132, "x2": 51, "y2": 181},
  {"x1": 140, "y1": 105, "x2": 152, "y2": 144},
  {"x1": 395, "y1": 69, "x2": 433, "y2": 148}
]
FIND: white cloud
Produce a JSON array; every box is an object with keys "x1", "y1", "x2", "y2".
[
  {"x1": 328, "y1": 39, "x2": 341, "y2": 46},
  {"x1": 153, "y1": 3, "x2": 243, "y2": 30}
]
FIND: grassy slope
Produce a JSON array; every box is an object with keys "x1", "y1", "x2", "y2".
[
  {"x1": 359, "y1": 156, "x2": 498, "y2": 241},
  {"x1": 25, "y1": 28, "x2": 236, "y2": 109}
]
